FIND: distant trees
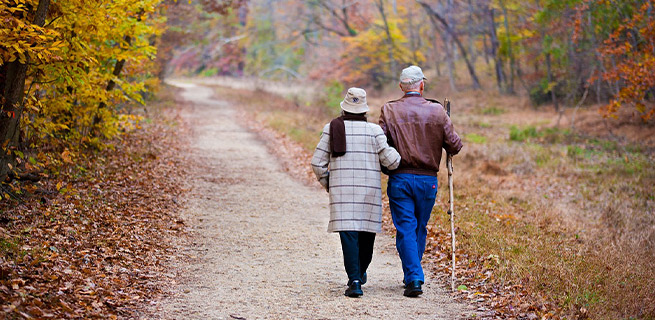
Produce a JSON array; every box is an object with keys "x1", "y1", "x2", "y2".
[{"x1": 167, "y1": 0, "x2": 653, "y2": 121}]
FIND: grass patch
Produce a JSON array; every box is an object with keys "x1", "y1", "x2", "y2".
[
  {"x1": 434, "y1": 121, "x2": 655, "y2": 318},
  {"x1": 0, "y1": 237, "x2": 21, "y2": 258},
  {"x1": 509, "y1": 125, "x2": 539, "y2": 142},
  {"x1": 430, "y1": 167, "x2": 655, "y2": 318},
  {"x1": 463, "y1": 133, "x2": 487, "y2": 144},
  {"x1": 509, "y1": 126, "x2": 571, "y2": 144},
  {"x1": 481, "y1": 106, "x2": 506, "y2": 115},
  {"x1": 472, "y1": 121, "x2": 492, "y2": 128}
]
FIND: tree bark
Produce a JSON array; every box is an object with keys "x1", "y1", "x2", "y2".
[
  {"x1": 488, "y1": 7, "x2": 504, "y2": 93},
  {"x1": 545, "y1": 51, "x2": 559, "y2": 112},
  {"x1": 467, "y1": 0, "x2": 477, "y2": 64},
  {"x1": 93, "y1": 36, "x2": 130, "y2": 126},
  {"x1": 375, "y1": 0, "x2": 397, "y2": 80},
  {"x1": 482, "y1": 31, "x2": 490, "y2": 66},
  {"x1": 0, "y1": 0, "x2": 50, "y2": 182},
  {"x1": 501, "y1": 1, "x2": 515, "y2": 94},
  {"x1": 314, "y1": 0, "x2": 358, "y2": 37},
  {"x1": 418, "y1": 0, "x2": 482, "y2": 90},
  {"x1": 445, "y1": 0, "x2": 457, "y2": 91}
]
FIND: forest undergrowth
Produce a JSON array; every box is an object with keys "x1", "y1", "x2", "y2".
[
  {"x1": 0, "y1": 89, "x2": 188, "y2": 319},
  {"x1": 210, "y1": 82, "x2": 655, "y2": 320}
]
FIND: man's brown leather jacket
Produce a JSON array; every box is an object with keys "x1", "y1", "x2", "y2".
[{"x1": 379, "y1": 94, "x2": 463, "y2": 176}]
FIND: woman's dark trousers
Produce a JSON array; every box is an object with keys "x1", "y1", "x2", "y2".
[{"x1": 339, "y1": 231, "x2": 376, "y2": 284}]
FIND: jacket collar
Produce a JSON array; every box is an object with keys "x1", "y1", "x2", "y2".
[{"x1": 402, "y1": 92, "x2": 422, "y2": 98}]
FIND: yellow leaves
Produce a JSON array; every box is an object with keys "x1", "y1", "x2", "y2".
[
  {"x1": 1, "y1": 0, "x2": 165, "y2": 171},
  {"x1": 340, "y1": 17, "x2": 424, "y2": 85}
]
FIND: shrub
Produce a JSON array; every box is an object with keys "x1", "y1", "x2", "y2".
[
  {"x1": 509, "y1": 126, "x2": 539, "y2": 142},
  {"x1": 464, "y1": 133, "x2": 487, "y2": 144},
  {"x1": 481, "y1": 106, "x2": 506, "y2": 115},
  {"x1": 318, "y1": 80, "x2": 345, "y2": 117}
]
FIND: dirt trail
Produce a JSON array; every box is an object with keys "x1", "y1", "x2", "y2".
[{"x1": 148, "y1": 80, "x2": 468, "y2": 319}]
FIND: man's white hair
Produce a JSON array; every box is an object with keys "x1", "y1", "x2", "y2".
[{"x1": 400, "y1": 80, "x2": 422, "y2": 92}]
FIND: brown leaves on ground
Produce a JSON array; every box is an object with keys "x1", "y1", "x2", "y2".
[{"x1": 0, "y1": 102, "x2": 189, "y2": 318}]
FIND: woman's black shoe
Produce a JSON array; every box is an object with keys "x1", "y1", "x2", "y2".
[{"x1": 344, "y1": 280, "x2": 363, "y2": 297}]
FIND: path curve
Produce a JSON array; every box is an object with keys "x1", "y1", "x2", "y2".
[{"x1": 150, "y1": 80, "x2": 468, "y2": 319}]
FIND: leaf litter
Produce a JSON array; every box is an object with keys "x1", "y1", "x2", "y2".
[{"x1": 0, "y1": 97, "x2": 190, "y2": 319}]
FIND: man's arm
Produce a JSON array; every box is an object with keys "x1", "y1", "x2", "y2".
[
  {"x1": 379, "y1": 104, "x2": 389, "y2": 136},
  {"x1": 379, "y1": 103, "x2": 396, "y2": 148}
]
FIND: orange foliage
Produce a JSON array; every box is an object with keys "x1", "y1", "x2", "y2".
[{"x1": 597, "y1": 1, "x2": 655, "y2": 121}]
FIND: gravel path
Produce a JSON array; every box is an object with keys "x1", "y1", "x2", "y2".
[{"x1": 150, "y1": 81, "x2": 468, "y2": 319}]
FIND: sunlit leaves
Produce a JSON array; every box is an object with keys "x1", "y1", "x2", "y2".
[
  {"x1": 0, "y1": 0, "x2": 63, "y2": 65},
  {"x1": 7, "y1": 0, "x2": 167, "y2": 161}
]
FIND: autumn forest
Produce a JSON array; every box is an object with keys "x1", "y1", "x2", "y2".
[{"x1": 1, "y1": 0, "x2": 654, "y2": 319}]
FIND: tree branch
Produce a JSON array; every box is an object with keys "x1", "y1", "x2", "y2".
[{"x1": 417, "y1": 0, "x2": 482, "y2": 89}]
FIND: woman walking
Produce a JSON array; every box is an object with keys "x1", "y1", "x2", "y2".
[{"x1": 311, "y1": 87, "x2": 401, "y2": 297}]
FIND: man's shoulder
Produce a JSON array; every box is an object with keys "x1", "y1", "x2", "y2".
[
  {"x1": 385, "y1": 96, "x2": 441, "y2": 105},
  {"x1": 383, "y1": 97, "x2": 403, "y2": 107},
  {"x1": 424, "y1": 98, "x2": 442, "y2": 105}
]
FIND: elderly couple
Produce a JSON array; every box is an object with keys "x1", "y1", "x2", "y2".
[{"x1": 311, "y1": 65, "x2": 463, "y2": 298}]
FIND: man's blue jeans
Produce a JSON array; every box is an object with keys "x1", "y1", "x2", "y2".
[{"x1": 387, "y1": 173, "x2": 438, "y2": 284}]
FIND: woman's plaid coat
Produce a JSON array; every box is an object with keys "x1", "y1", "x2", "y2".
[{"x1": 311, "y1": 120, "x2": 401, "y2": 233}]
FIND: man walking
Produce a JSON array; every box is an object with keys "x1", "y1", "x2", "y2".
[{"x1": 379, "y1": 65, "x2": 463, "y2": 297}]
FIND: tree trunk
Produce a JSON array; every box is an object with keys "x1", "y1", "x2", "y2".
[
  {"x1": 467, "y1": 0, "x2": 477, "y2": 64},
  {"x1": 482, "y1": 32, "x2": 490, "y2": 66},
  {"x1": 375, "y1": 0, "x2": 397, "y2": 80},
  {"x1": 445, "y1": 35, "x2": 457, "y2": 91},
  {"x1": 340, "y1": 2, "x2": 357, "y2": 36},
  {"x1": 408, "y1": 6, "x2": 420, "y2": 63},
  {"x1": 0, "y1": 0, "x2": 50, "y2": 182},
  {"x1": 488, "y1": 7, "x2": 504, "y2": 94},
  {"x1": 501, "y1": 1, "x2": 515, "y2": 94},
  {"x1": 93, "y1": 37, "x2": 130, "y2": 126},
  {"x1": 445, "y1": 0, "x2": 457, "y2": 91},
  {"x1": 94, "y1": 7, "x2": 142, "y2": 128},
  {"x1": 418, "y1": 0, "x2": 482, "y2": 90},
  {"x1": 430, "y1": 25, "x2": 442, "y2": 76},
  {"x1": 545, "y1": 52, "x2": 559, "y2": 112}
]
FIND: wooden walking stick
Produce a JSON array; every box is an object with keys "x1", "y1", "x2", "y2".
[{"x1": 445, "y1": 98, "x2": 456, "y2": 292}]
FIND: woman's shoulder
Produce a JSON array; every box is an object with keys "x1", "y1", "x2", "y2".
[{"x1": 365, "y1": 122, "x2": 384, "y2": 133}]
